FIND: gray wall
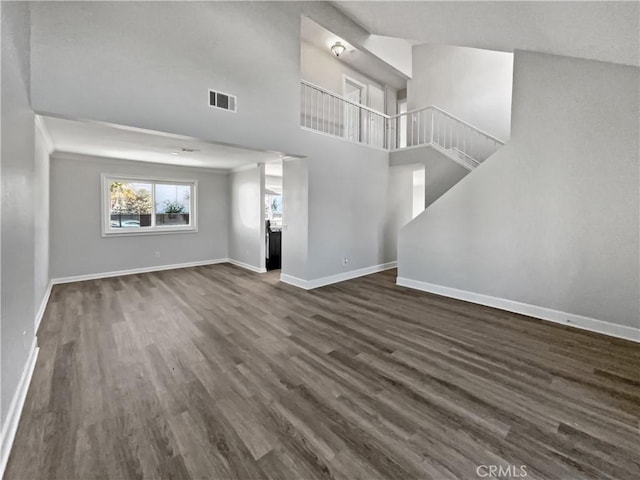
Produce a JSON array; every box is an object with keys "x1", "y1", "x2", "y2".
[
  {"x1": 383, "y1": 164, "x2": 414, "y2": 263},
  {"x1": 399, "y1": 51, "x2": 640, "y2": 329},
  {"x1": 390, "y1": 146, "x2": 470, "y2": 208},
  {"x1": 1, "y1": 0, "x2": 36, "y2": 429},
  {"x1": 304, "y1": 131, "x2": 393, "y2": 279},
  {"x1": 29, "y1": 1, "x2": 406, "y2": 285},
  {"x1": 50, "y1": 154, "x2": 229, "y2": 279},
  {"x1": 301, "y1": 40, "x2": 386, "y2": 99},
  {"x1": 282, "y1": 158, "x2": 309, "y2": 279},
  {"x1": 228, "y1": 165, "x2": 265, "y2": 271},
  {"x1": 30, "y1": 1, "x2": 303, "y2": 154},
  {"x1": 408, "y1": 44, "x2": 514, "y2": 141},
  {"x1": 34, "y1": 121, "x2": 51, "y2": 314}
]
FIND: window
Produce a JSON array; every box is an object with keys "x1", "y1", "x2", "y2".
[
  {"x1": 265, "y1": 193, "x2": 283, "y2": 228},
  {"x1": 102, "y1": 174, "x2": 197, "y2": 236}
]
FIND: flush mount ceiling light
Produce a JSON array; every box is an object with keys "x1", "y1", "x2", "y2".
[
  {"x1": 331, "y1": 41, "x2": 346, "y2": 57},
  {"x1": 171, "y1": 147, "x2": 200, "y2": 155}
]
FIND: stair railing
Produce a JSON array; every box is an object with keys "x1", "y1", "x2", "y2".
[
  {"x1": 388, "y1": 106, "x2": 505, "y2": 166},
  {"x1": 300, "y1": 80, "x2": 505, "y2": 166}
]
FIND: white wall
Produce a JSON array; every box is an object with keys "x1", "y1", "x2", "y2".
[
  {"x1": 301, "y1": 40, "x2": 386, "y2": 101},
  {"x1": 49, "y1": 154, "x2": 229, "y2": 279},
  {"x1": 1, "y1": 0, "x2": 37, "y2": 454},
  {"x1": 408, "y1": 44, "x2": 513, "y2": 141},
  {"x1": 362, "y1": 34, "x2": 413, "y2": 78},
  {"x1": 34, "y1": 120, "x2": 51, "y2": 317},
  {"x1": 336, "y1": 2, "x2": 640, "y2": 68},
  {"x1": 228, "y1": 165, "x2": 265, "y2": 272},
  {"x1": 399, "y1": 51, "x2": 640, "y2": 331}
]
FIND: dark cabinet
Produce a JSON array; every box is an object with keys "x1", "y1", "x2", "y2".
[{"x1": 266, "y1": 229, "x2": 281, "y2": 271}]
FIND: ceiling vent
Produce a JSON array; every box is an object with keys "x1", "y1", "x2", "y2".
[{"x1": 209, "y1": 90, "x2": 237, "y2": 113}]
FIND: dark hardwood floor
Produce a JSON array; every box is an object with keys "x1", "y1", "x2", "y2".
[{"x1": 5, "y1": 264, "x2": 640, "y2": 479}]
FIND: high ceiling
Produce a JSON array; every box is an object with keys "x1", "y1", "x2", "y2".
[
  {"x1": 301, "y1": 16, "x2": 408, "y2": 89},
  {"x1": 41, "y1": 116, "x2": 292, "y2": 170},
  {"x1": 334, "y1": 1, "x2": 640, "y2": 67}
]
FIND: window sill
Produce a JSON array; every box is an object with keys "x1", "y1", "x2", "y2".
[{"x1": 102, "y1": 227, "x2": 198, "y2": 238}]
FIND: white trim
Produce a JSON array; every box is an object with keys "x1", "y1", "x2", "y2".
[
  {"x1": 259, "y1": 164, "x2": 267, "y2": 272},
  {"x1": 34, "y1": 282, "x2": 53, "y2": 333},
  {"x1": 343, "y1": 74, "x2": 368, "y2": 145},
  {"x1": 51, "y1": 259, "x2": 229, "y2": 285},
  {"x1": 101, "y1": 173, "x2": 198, "y2": 237},
  {"x1": 396, "y1": 277, "x2": 640, "y2": 343},
  {"x1": 281, "y1": 262, "x2": 397, "y2": 290},
  {"x1": 34, "y1": 115, "x2": 55, "y2": 153},
  {"x1": 0, "y1": 338, "x2": 39, "y2": 479},
  {"x1": 227, "y1": 258, "x2": 267, "y2": 274},
  {"x1": 279, "y1": 273, "x2": 309, "y2": 289},
  {"x1": 342, "y1": 75, "x2": 368, "y2": 104}
]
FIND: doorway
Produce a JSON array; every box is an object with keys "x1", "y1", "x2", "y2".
[
  {"x1": 412, "y1": 166, "x2": 426, "y2": 218},
  {"x1": 398, "y1": 99, "x2": 408, "y2": 148},
  {"x1": 264, "y1": 160, "x2": 283, "y2": 271},
  {"x1": 343, "y1": 76, "x2": 366, "y2": 142},
  {"x1": 368, "y1": 84, "x2": 385, "y2": 147}
]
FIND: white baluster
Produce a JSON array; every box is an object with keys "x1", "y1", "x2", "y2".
[{"x1": 410, "y1": 113, "x2": 414, "y2": 146}]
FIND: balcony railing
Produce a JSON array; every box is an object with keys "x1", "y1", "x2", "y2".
[
  {"x1": 301, "y1": 80, "x2": 389, "y2": 149},
  {"x1": 300, "y1": 80, "x2": 505, "y2": 168}
]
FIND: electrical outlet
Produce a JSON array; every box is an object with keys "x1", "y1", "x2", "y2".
[{"x1": 155, "y1": 251, "x2": 161, "y2": 258}]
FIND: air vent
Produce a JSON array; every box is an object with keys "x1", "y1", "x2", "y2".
[{"x1": 208, "y1": 89, "x2": 237, "y2": 113}]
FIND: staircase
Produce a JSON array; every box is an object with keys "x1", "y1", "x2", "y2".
[
  {"x1": 389, "y1": 105, "x2": 504, "y2": 170},
  {"x1": 300, "y1": 80, "x2": 504, "y2": 169}
]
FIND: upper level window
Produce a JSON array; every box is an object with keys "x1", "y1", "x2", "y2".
[{"x1": 102, "y1": 174, "x2": 197, "y2": 236}]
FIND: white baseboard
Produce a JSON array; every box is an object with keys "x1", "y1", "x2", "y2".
[
  {"x1": 51, "y1": 258, "x2": 229, "y2": 285},
  {"x1": 0, "y1": 338, "x2": 39, "y2": 478},
  {"x1": 281, "y1": 261, "x2": 397, "y2": 290},
  {"x1": 396, "y1": 277, "x2": 640, "y2": 343},
  {"x1": 34, "y1": 282, "x2": 53, "y2": 333},
  {"x1": 227, "y1": 258, "x2": 267, "y2": 274},
  {"x1": 279, "y1": 273, "x2": 309, "y2": 289}
]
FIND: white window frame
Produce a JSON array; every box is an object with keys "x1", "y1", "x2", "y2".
[{"x1": 101, "y1": 173, "x2": 198, "y2": 237}]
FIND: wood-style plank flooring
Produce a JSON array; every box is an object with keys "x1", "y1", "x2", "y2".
[{"x1": 5, "y1": 265, "x2": 640, "y2": 479}]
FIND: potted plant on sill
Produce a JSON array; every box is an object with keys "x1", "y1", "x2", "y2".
[{"x1": 163, "y1": 200, "x2": 186, "y2": 224}]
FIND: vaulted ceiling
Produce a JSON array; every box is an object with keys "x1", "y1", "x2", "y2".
[{"x1": 334, "y1": 1, "x2": 640, "y2": 67}]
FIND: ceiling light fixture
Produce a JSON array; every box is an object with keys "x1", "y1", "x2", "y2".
[{"x1": 331, "y1": 41, "x2": 346, "y2": 57}]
